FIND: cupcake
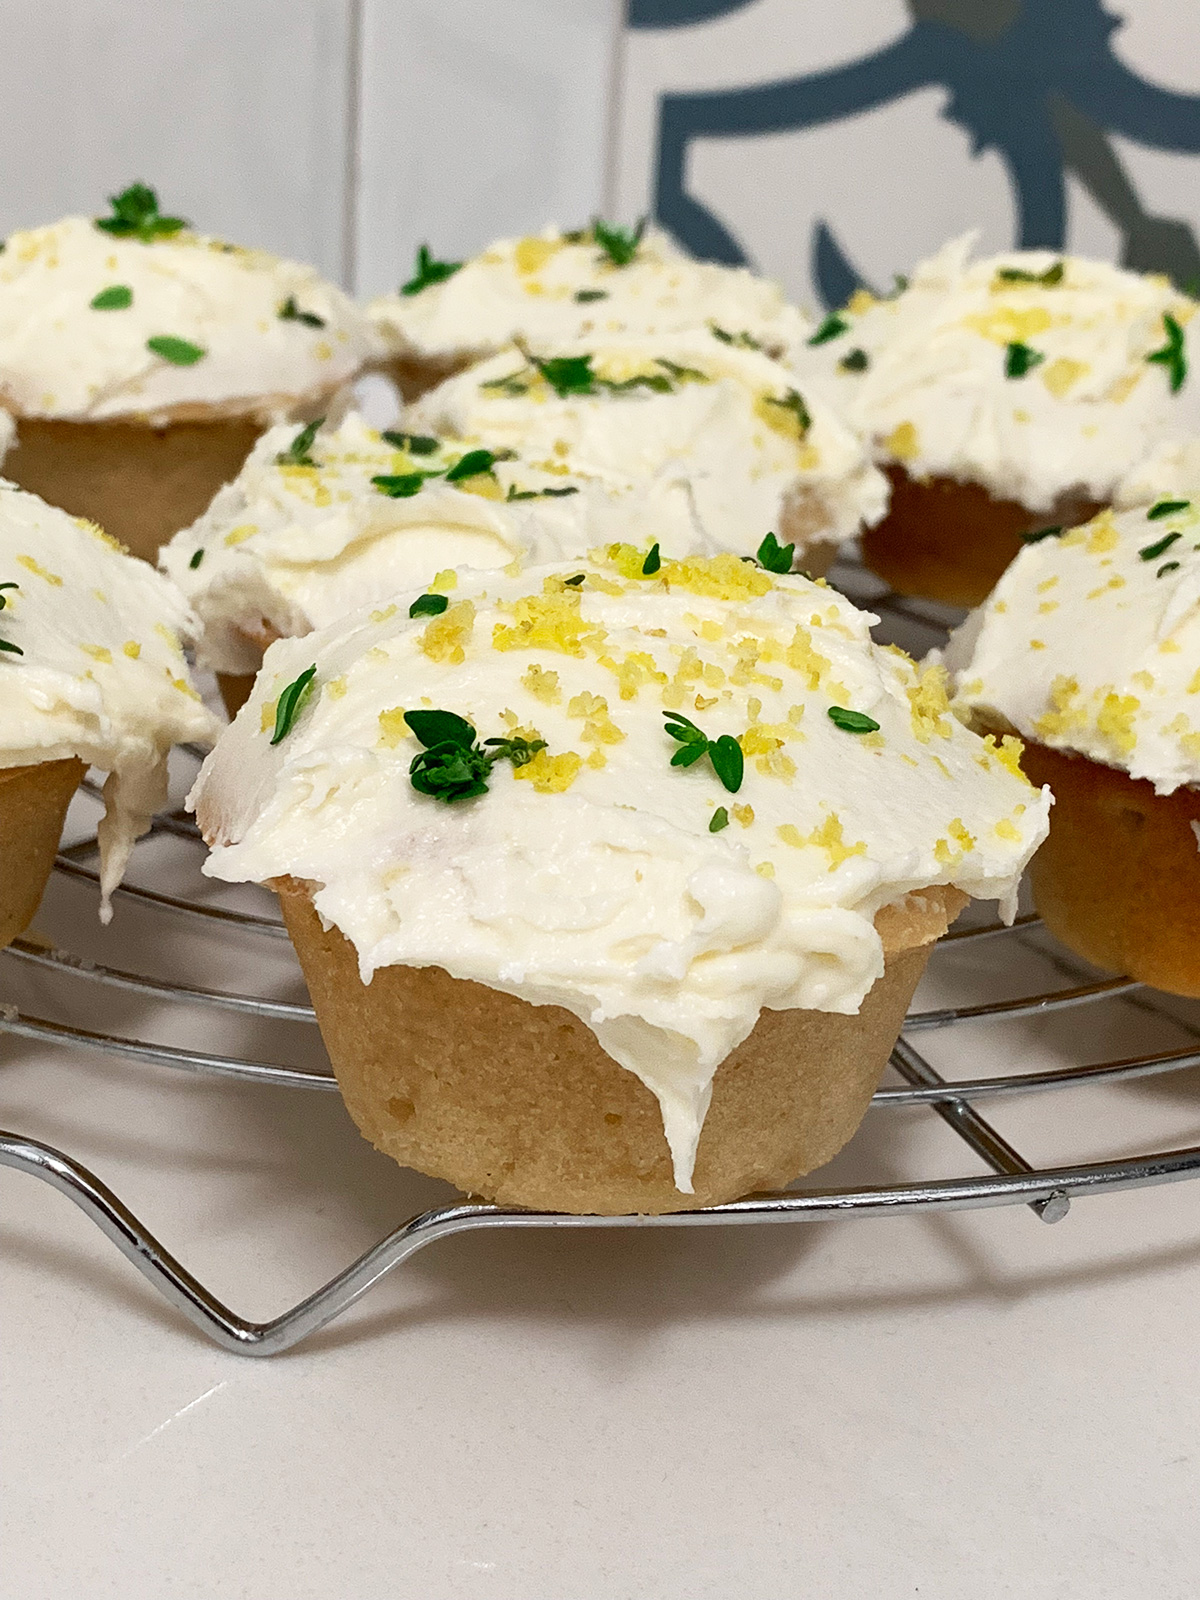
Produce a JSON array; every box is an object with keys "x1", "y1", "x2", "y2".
[
  {"x1": 192, "y1": 550, "x2": 1046, "y2": 1214},
  {"x1": 947, "y1": 499, "x2": 1200, "y2": 994},
  {"x1": 794, "y1": 235, "x2": 1200, "y2": 606},
  {"x1": 160, "y1": 410, "x2": 733, "y2": 717},
  {"x1": 0, "y1": 183, "x2": 383, "y2": 562},
  {"x1": 0, "y1": 481, "x2": 218, "y2": 947},
  {"x1": 406, "y1": 330, "x2": 887, "y2": 577},
  {"x1": 369, "y1": 220, "x2": 810, "y2": 401}
]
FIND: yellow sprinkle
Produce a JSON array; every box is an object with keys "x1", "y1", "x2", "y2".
[
  {"x1": 732, "y1": 803, "x2": 755, "y2": 828},
  {"x1": 698, "y1": 620, "x2": 724, "y2": 643},
  {"x1": 154, "y1": 623, "x2": 183, "y2": 654},
  {"x1": 1030, "y1": 639, "x2": 1046, "y2": 650},
  {"x1": 585, "y1": 747, "x2": 607, "y2": 769},
  {"x1": 754, "y1": 861, "x2": 776, "y2": 879},
  {"x1": 1131, "y1": 670, "x2": 1155, "y2": 691},
  {"x1": 1160, "y1": 639, "x2": 1182, "y2": 655},
  {"x1": 694, "y1": 693, "x2": 718, "y2": 711},
  {"x1": 521, "y1": 663, "x2": 561, "y2": 703},
  {"x1": 981, "y1": 733, "x2": 1031, "y2": 785},
  {"x1": 1042, "y1": 357, "x2": 1088, "y2": 397},
  {"x1": 171, "y1": 676, "x2": 200, "y2": 701},
  {"x1": 513, "y1": 235, "x2": 563, "y2": 274},
  {"x1": 1037, "y1": 601, "x2": 1059, "y2": 614},
  {"x1": 602, "y1": 649, "x2": 667, "y2": 700},
  {"x1": 906, "y1": 663, "x2": 953, "y2": 743},
  {"x1": 430, "y1": 569, "x2": 459, "y2": 592},
  {"x1": 223, "y1": 523, "x2": 257, "y2": 547},
  {"x1": 512, "y1": 748, "x2": 582, "y2": 793},
  {"x1": 806, "y1": 811, "x2": 868, "y2": 869},
  {"x1": 377, "y1": 708, "x2": 410, "y2": 748},
  {"x1": 122, "y1": 640, "x2": 141, "y2": 659},
  {"x1": 994, "y1": 818, "x2": 1021, "y2": 842},
  {"x1": 261, "y1": 700, "x2": 278, "y2": 734},
  {"x1": 964, "y1": 305, "x2": 1053, "y2": 343},
  {"x1": 16, "y1": 554, "x2": 62, "y2": 585},
  {"x1": 370, "y1": 604, "x2": 398, "y2": 624},
  {"x1": 325, "y1": 675, "x2": 348, "y2": 701},
  {"x1": 81, "y1": 644, "x2": 112, "y2": 663},
  {"x1": 847, "y1": 288, "x2": 876, "y2": 315},
  {"x1": 493, "y1": 592, "x2": 607, "y2": 658},
  {"x1": 421, "y1": 599, "x2": 476, "y2": 664},
  {"x1": 1036, "y1": 576, "x2": 1059, "y2": 593},
  {"x1": 1188, "y1": 667, "x2": 1200, "y2": 694},
  {"x1": 1096, "y1": 691, "x2": 1139, "y2": 755},
  {"x1": 777, "y1": 824, "x2": 805, "y2": 848},
  {"x1": 884, "y1": 421, "x2": 919, "y2": 462}
]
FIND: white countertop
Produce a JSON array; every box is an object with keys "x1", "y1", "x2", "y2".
[{"x1": 4, "y1": 743, "x2": 1200, "y2": 1600}]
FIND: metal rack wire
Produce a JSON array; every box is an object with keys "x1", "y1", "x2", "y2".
[{"x1": 4, "y1": 561, "x2": 1200, "y2": 1357}]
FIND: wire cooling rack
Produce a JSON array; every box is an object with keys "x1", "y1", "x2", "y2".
[{"x1": 4, "y1": 557, "x2": 1200, "y2": 1357}]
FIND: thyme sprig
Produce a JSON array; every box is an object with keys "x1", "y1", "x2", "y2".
[
  {"x1": 1147, "y1": 312, "x2": 1188, "y2": 393},
  {"x1": 401, "y1": 244, "x2": 463, "y2": 296},
  {"x1": 994, "y1": 260, "x2": 1064, "y2": 287},
  {"x1": 1005, "y1": 342, "x2": 1045, "y2": 379},
  {"x1": 0, "y1": 581, "x2": 22, "y2": 655},
  {"x1": 756, "y1": 531, "x2": 795, "y2": 573},
  {"x1": 405, "y1": 709, "x2": 545, "y2": 803},
  {"x1": 663, "y1": 711, "x2": 744, "y2": 793},
  {"x1": 270, "y1": 666, "x2": 316, "y2": 744},
  {"x1": 95, "y1": 183, "x2": 187, "y2": 242},
  {"x1": 279, "y1": 295, "x2": 325, "y2": 328},
  {"x1": 276, "y1": 417, "x2": 324, "y2": 468},
  {"x1": 592, "y1": 217, "x2": 645, "y2": 267}
]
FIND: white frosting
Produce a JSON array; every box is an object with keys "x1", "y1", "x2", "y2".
[
  {"x1": 792, "y1": 234, "x2": 1200, "y2": 513},
  {"x1": 0, "y1": 213, "x2": 383, "y2": 423},
  {"x1": 0, "y1": 484, "x2": 219, "y2": 909},
  {"x1": 946, "y1": 501, "x2": 1200, "y2": 794},
  {"x1": 160, "y1": 411, "x2": 728, "y2": 675},
  {"x1": 369, "y1": 224, "x2": 811, "y2": 366},
  {"x1": 192, "y1": 552, "x2": 1046, "y2": 1191},
  {"x1": 407, "y1": 332, "x2": 888, "y2": 556}
]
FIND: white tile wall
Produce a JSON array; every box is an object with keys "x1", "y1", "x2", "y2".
[{"x1": 0, "y1": 0, "x2": 624, "y2": 295}]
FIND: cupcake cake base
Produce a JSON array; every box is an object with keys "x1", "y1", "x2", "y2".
[
  {"x1": 860, "y1": 468, "x2": 1103, "y2": 608},
  {"x1": 1019, "y1": 741, "x2": 1200, "y2": 997},
  {"x1": 276, "y1": 875, "x2": 964, "y2": 1215},
  {"x1": 4, "y1": 417, "x2": 266, "y2": 563},
  {"x1": 0, "y1": 757, "x2": 84, "y2": 949}
]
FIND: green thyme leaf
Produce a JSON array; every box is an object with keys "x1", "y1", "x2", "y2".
[
  {"x1": 574, "y1": 288, "x2": 608, "y2": 303},
  {"x1": 542, "y1": 485, "x2": 579, "y2": 497},
  {"x1": 709, "y1": 806, "x2": 729, "y2": 832},
  {"x1": 480, "y1": 371, "x2": 531, "y2": 397},
  {"x1": 995, "y1": 260, "x2": 1064, "y2": 287},
  {"x1": 707, "y1": 735, "x2": 743, "y2": 792},
  {"x1": 671, "y1": 740, "x2": 709, "y2": 768},
  {"x1": 756, "y1": 532, "x2": 795, "y2": 573},
  {"x1": 828, "y1": 706, "x2": 880, "y2": 734},
  {"x1": 888, "y1": 274, "x2": 909, "y2": 298},
  {"x1": 404, "y1": 709, "x2": 477, "y2": 750},
  {"x1": 409, "y1": 593, "x2": 450, "y2": 617},
  {"x1": 276, "y1": 416, "x2": 324, "y2": 468},
  {"x1": 656, "y1": 358, "x2": 708, "y2": 384},
  {"x1": 1148, "y1": 498, "x2": 1192, "y2": 519},
  {"x1": 1140, "y1": 530, "x2": 1182, "y2": 561},
  {"x1": 642, "y1": 542, "x2": 661, "y2": 575},
  {"x1": 90, "y1": 284, "x2": 133, "y2": 310},
  {"x1": 763, "y1": 388, "x2": 812, "y2": 437},
  {"x1": 0, "y1": 638, "x2": 22, "y2": 655},
  {"x1": 0, "y1": 580, "x2": 18, "y2": 607},
  {"x1": 839, "y1": 347, "x2": 869, "y2": 372},
  {"x1": 147, "y1": 334, "x2": 206, "y2": 366},
  {"x1": 709, "y1": 323, "x2": 763, "y2": 350},
  {"x1": 188, "y1": 548, "x2": 204, "y2": 569},
  {"x1": 382, "y1": 430, "x2": 441, "y2": 456},
  {"x1": 372, "y1": 472, "x2": 432, "y2": 498},
  {"x1": 663, "y1": 711, "x2": 707, "y2": 746},
  {"x1": 1147, "y1": 312, "x2": 1188, "y2": 392},
  {"x1": 270, "y1": 665, "x2": 317, "y2": 745},
  {"x1": 401, "y1": 244, "x2": 463, "y2": 296},
  {"x1": 444, "y1": 448, "x2": 498, "y2": 483},
  {"x1": 535, "y1": 353, "x2": 597, "y2": 397},
  {"x1": 95, "y1": 183, "x2": 187, "y2": 242},
  {"x1": 482, "y1": 733, "x2": 547, "y2": 768},
  {"x1": 1158, "y1": 560, "x2": 1181, "y2": 577},
  {"x1": 808, "y1": 313, "x2": 849, "y2": 346},
  {"x1": 564, "y1": 573, "x2": 587, "y2": 586},
  {"x1": 278, "y1": 294, "x2": 325, "y2": 328},
  {"x1": 1022, "y1": 524, "x2": 1064, "y2": 543},
  {"x1": 1005, "y1": 342, "x2": 1045, "y2": 378},
  {"x1": 593, "y1": 216, "x2": 645, "y2": 267}
]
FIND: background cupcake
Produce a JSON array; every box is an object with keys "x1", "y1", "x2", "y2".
[
  {"x1": 406, "y1": 329, "x2": 887, "y2": 577},
  {"x1": 161, "y1": 411, "x2": 729, "y2": 714},
  {"x1": 794, "y1": 235, "x2": 1200, "y2": 606},
  {"x1": 369, "y1": 220, "x2": 810, "y2": 400},
  {"x1": 0, "y1": 481, "x2": 218, "y2": 945},
  {"x1": 0, "y1": 184, "x2": 384, "y2": 562},
  {"x1": 948, "y1": 498, "x2": 1200, "y2": 994},
  {"x1": 192, "y1": 550, "x2": 1046, "y2": 1214}
]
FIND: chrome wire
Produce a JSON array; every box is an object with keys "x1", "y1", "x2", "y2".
[{"x1": 6, "y1": 561, "x2": 1200, "y2": 1353}]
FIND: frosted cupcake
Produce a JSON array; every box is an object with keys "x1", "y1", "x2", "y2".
[
  {"x1": 369, "y1": 220, "x2": 810, "y2": 399},
  {"x1": 407, "y1": 330, "x2": 887, "y2": 576},
  {"x1": 0, "y1": 482, "x2": 218, "y2": 947},
  {"x1": 192, "y1": 550, "x2": 1046, "y2": 1214},
  {"x1": 948, "y1": 500, "x2": 1200, "y2": 994},
  {"x1": 0, "y1": 184, "x2": 383, "y2": 561},
  {"x1": 794, "y1": 235, "x2": 1200, "y2": 606},
  {"x1": 160, "y1": 410, "x2": 739, "y2": 716}
]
